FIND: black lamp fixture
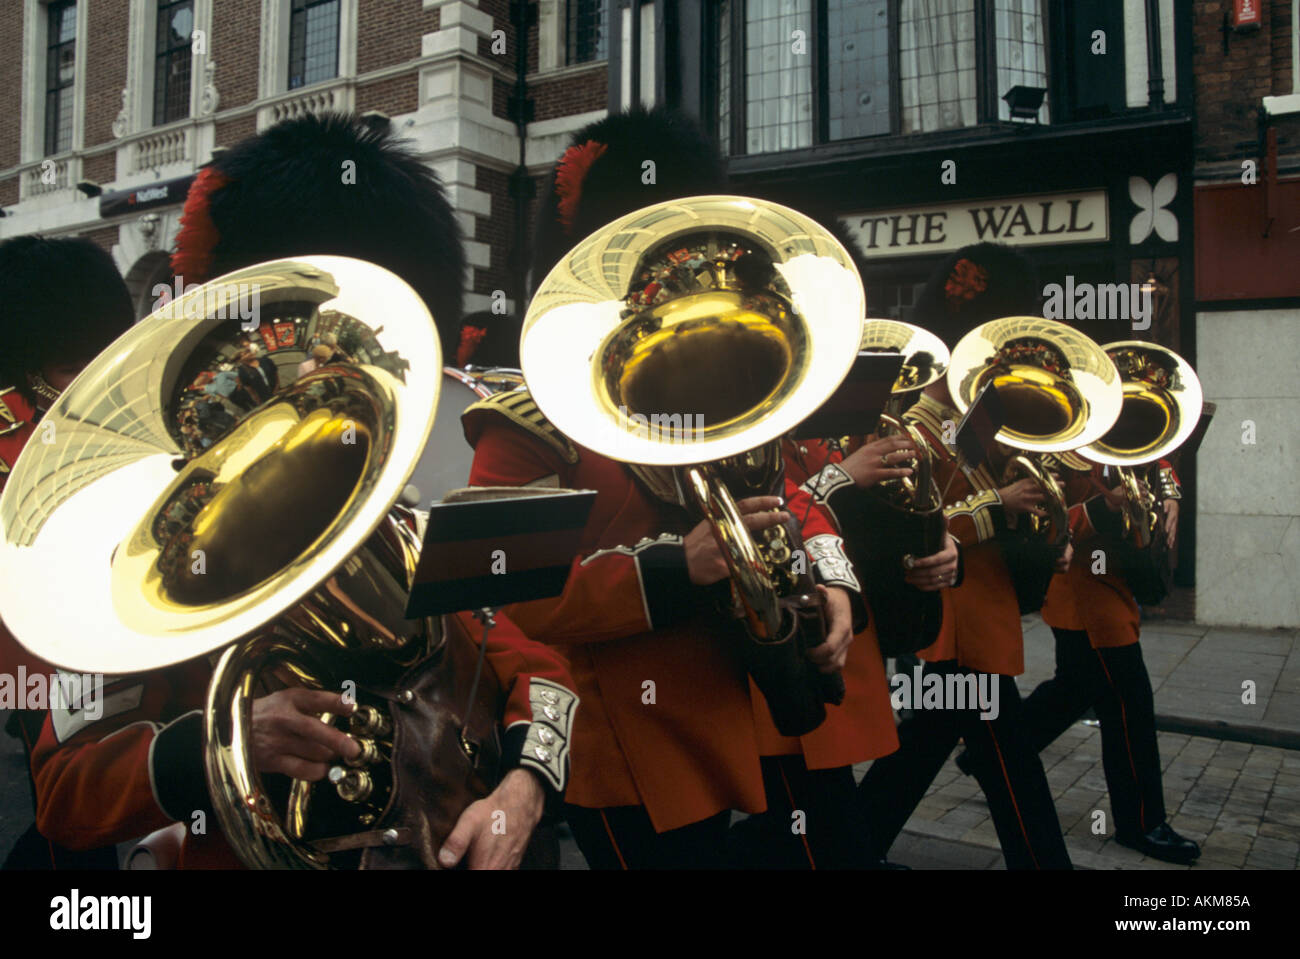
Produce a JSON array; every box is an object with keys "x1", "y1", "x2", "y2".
[
  {"x1": 360, "y1": 111, "x2": 391, "y2": 132},
  {"x1": 1002, "y1": 85, "x2": 1047, "y2": 122},
  {"x1": 76, "y1": 180, "x2": 102, "y2": 198}
]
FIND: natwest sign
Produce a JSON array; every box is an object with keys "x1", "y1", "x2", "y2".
[
  {"x1": 840, "y1": 189, "x2": 1109, "y2": 260},
  {"x1": 98, "y1": 174, "x2": 196, "y2": 218}
]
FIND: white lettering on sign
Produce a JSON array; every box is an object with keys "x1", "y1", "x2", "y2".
[{"x1": 839, "y1": 190, "x2": 1109, "y2": 259}]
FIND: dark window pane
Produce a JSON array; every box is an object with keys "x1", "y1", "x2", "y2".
[
  {"x1": 154, "y1": 1, "x2": 194, "y2": 125},
  {"x1": 289, "y1": 0, "x2": 340, "y2": 89},
  {"x1": 567, "y1": 0, "x2": 607, "y2": 65},
  {"x1": 45, "y1": 1, "x2": 77, "y2": 155},
  {"x1": 827, "y1": 0, "x2": 891, "y2": 140}
]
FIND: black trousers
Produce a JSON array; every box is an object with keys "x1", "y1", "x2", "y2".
[
  {"x1": 856, "y1": 661, "x2": 1072, "y2": 870},
  {"x1": 727, "y1": 755, "x2": 878, "y2": 869},
  {"x1": 1020, "y1": 627, "x2": 1166, "y2": 837},
  {"x1": 564, "y1": 804, "x2": 732, "y2": 869}
]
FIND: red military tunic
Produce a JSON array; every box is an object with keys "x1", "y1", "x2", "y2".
[
  {"x1": 463, "y1": 391, "x2": 857, "y2": 832},
  {"x1": 28, "y1": 609, "x2": 577, "y2": 867},
  {"x1": 745, "y1": 439, "x2": 898, "y2": 767},
  {"x1": 0, "y1": 386, "x2": 59, "y2": 679},
  {"x1": 906, "y1": 393, "x2": 1023, "y2": 676},
  {"x1": 1041, "y1": 462, "x2": 1159, "y2": 650}
]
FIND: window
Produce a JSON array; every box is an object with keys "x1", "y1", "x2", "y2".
[
  {"x1": 154, "y1": 0, "x2": 194, "y2": 125},
  {"x1": 44, "y1": 0, "x2": 76, "y2": 155},
  {"x1": 716, "y1": 0, "x2": 1051, "y2": 156},
  {"x1": 567, "y1": 0, "x2": 607, "y2": 65},
  {"x1": 288, "y1": 0, "x2": 340, "y2": 90}
]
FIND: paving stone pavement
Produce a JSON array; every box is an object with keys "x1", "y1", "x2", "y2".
[
  {"x1": 1019, "y1": 616, "x2": 1300, "y2": 747},
  {"x1": 871, "y1": 722, "x2": 1300, "y2": 870}
]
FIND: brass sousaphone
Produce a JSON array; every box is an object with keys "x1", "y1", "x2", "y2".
[
  {"x1": 0, "y1": 256, "x2": 505, "y2": 868},
  {"x1": 852, "y1": 320, "x2": 950, "y2": 655},
  {"x1": 947, "y1": 316, "x2": 1122, "y2": 609},
  {"x1": 858, "y1": 319, "x2": 950, "y2": 515},
  {"x1": 521, "y1": 195, "x2": 865, "y2": 736},
  {"x1": 1078, "y1": 341, "x2": 1202, "y2": 602}
]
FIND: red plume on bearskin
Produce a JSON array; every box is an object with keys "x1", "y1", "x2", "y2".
[
  {"x1": 170, "y1": 166, "x2": 230, "y2": 284},
  {"x1": 456, "y1": 324, "x2": 487, "y2": 368},
  {"x1": 554, "y1": 140, "x2": 608, "y2": 236}
]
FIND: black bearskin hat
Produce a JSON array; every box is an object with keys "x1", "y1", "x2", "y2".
[
  {"x1": 0, "y1": 235, "x2": 134, "y2": 406},
  {"x1": 531, "y1": 106, "x2": 727, "y2": 290},
  {"x1": 172, "y1": 113, "x2": 464, "y2": 359},
  {"x1": 911, "y1": 241, "x2": 1040, "y2": 349}
]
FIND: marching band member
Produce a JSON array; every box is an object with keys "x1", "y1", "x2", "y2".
[
  {"x1": 0, "y1": 235, "x2": 135, "y2": 869},
  {"x1": 1023, "y1": 457, "x2": 1201, "y2": 863},
  {"x1": 22, "y1": 114, "x2": 577, "y2": 869},
  {"x1": 727, "y1": 434, "x2": 959, "y2": 869},
  {"x1": 855, "y1": 243, "x2": 1073, "y2": 869},
  {"x1": 466, "y1": 108, "x2": 861, "y2": 868}
]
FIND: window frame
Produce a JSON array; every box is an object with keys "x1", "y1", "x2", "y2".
[
  {"x1": 153, "y1": 0, "x2": 195, "y2": 126},
  {"x1": 287, "y1": 0, "x2": 342, "y2": 91},
  {"x1": 44, "y1": 0, "x2": 77, "y2": 156},
  {"x1": 565, "y1": 0, "x2": 609, "y2": 66},
  {"x1": 711, "y1": 0, "x2": 1056, "y2": 158}
]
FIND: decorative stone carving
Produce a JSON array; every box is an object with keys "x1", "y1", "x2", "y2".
[
  {"x1": 138, "y1": 214, "x2": 161, "y2": 251},
  {"x1": 112, "y1": 88, "x2": 130, "y2": 139},
  {"x1": 199, "y1": 60, "x2": 219, "y2": 115}
]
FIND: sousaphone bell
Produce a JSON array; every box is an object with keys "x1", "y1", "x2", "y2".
[
  {"x1": 0, "y1": 256, "x2": 509, "y2": 868},
  {"x1": 521, "y1": 195, "x2": 865, "y2": 736},
  {"x1": 947, "y1": 316, "x2": 1122, "y2": 610}
]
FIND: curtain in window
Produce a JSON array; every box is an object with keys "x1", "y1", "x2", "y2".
[
  {"x1": 744, "y1": 0, "x2": 813, "y2": 154},
  {"x1": 994, "y1": 0, "x2": 1049, "y2": 121},
  {"x1": 899, "y1": 0, "x2": 977, "y2": 133}
]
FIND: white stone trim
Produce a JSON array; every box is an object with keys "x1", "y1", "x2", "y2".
[{"x1": 538, "y1": 0, "x2": 562, "y2": 72}]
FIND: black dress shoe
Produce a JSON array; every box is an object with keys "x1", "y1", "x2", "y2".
[{"x1": 1116, "y1": 823, "x2": 1201, "y2": 864}]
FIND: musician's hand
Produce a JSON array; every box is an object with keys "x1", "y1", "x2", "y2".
[
  {"x1": 805, "y1": 585, "x2": 854, "y2": 674},
  {"x1": 438, "y1": 769, "x2": 544, "y2": 870},
  {"x1": 903, "y1": 534, "x2": 959, "y2": 590},
  {"x1": 250, "y1": 688, "x2": 360, "y2": 781},
  {"x1": 1098, "y1": 483, "x2": 1126, "y2": 512},
  {"x1": 999, "y1": 479, "x2": 1047, "y2": 518},
  {"x1": 839, "y1": 435, "x2": 916, "y2": 489},
  {"x1": 685, "y1": 496, "x2": 789, "y2": 585},
  {"x1": 1054, "y1": 540, "x2": 1074, "y2": 574},
  {"x1": 1163, "y1": 498, "x2": 1179, "y2": 550}
]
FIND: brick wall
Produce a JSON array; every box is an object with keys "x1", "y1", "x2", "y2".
[
  {"x1": 477, "y1": 0, "x2": 524, "y2": 69},
  {"x1": 532, "y1": 65, "x2": 605, "y2": 121},
  {"x1": 356, "y1": 73, "x2": 419, "y2": 117},
  {"x1": 357, "y1": 0, "x2": 439, "y2": 74},
  {"x1": 0, "y1": 11, "x2": 22, "y2": 171},
  {"x1": 474, "y1": 164, "x2": 516, "y2": 299},
  {"x1": 214, "y1": 114, "x2": 258, "y2": 150},
  {"x1": 1194, "y1": 0, "x2": 1298, "y2": 164},
  {"x1": 214, "y1": 0, "x2": 262, "y2": 109},
  {"x1": 83, "y1": 151, "x2": 116, "y2": 184},
  {"x1": 79, "y1": 224, "x2": 120, "y2": 253},
  {"x1": 85, "y1": 0, "x2": 129, "y2": 148}
]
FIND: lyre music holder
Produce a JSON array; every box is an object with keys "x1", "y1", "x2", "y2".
[
  {"x1": 405, "y1": 487, "x2": 596, "y2": 619},
  {"x1": 792, "y1": 352, "x2": 905, "y2": 439}
]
